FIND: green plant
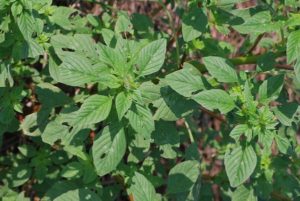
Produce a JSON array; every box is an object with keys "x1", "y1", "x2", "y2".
[{"x1": 1, "y1": 0, "x2": 300, "y2": 200}]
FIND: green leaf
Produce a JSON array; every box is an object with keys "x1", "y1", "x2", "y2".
[
  {"x1": 203, "y1": 56, "x2": 239, "y2": 83},
  {"x1": 11, "y1": 166, "x2": 32, "y2": 187},
  {"x1": 230, "y1": 124, "x2": 249, "y2": 141},
  {"x1": 42, "y1": 120, "x2": 88, "y2": 145},
  {"x1": 17, "y1": 12, "x2": 35, "y2": 40},
  {"x1": 258, "y1": 130, "x2": 274, "y2": 150},
  {"x1": 56, "y1": 52, "x2": 112, "y2": 87},
  {"x1": 54, "y1": 189, "x2": 101, "y2": 201},
  {"x1": 60, "y1": 162, "x2": 82, "y2": 178},
  {"x1": 138, "y1": 81, "x2": 162, "y2": 104},
  {"x1": 72, "y1": 34, "x2": 99, "y2": 58},
  {"x1": 295, "y1": 61, "x2": 300, "y2": 81},
  {"x1": 232, "y1": 11, "x2": 282, "y2": 34},
  {"x1": 285, "y1": 0, "x2": 299, "y2": 7},
  {"x1": 101, "y1": 28, "x2": 115, "y2": 46},
  {"x1": 97, "y1": 44, "x2": 127, "y2": 75},
  {"x1": 92, "y1": 125, "x2": 126, "y2": 176},
  {"x1": 152, "y1": 121, "x2": 179, "y2": 146},
  {"x1": 43, "y1": 181, "x2": 78, "y2": 201},
  {"x1": 42, "y1": 121, "x2": 69, "y2": 145},
  {"x1": 182, "y1": 8, "x2": 207, "y2": 42},
  {"x1": 287, "y1": 30, "x2": 300, "y2": 64},
  {"x1": 16, "y1": 192, "x2": 30, "y2": 201},
  {"x1": 232, "y1": 185, "x2": 257, "y2": 201},
  {"x1": 127, "y1": 104, "x2": 155, "y2": 139},
  {"x1": 19, "y1": 113, "x2": 40, "y2": 137},
  {"x1": 167, "y1": 160, "x2": 200, "y2": 194},
  {"x1": 0, "y1": 63, "x2": 13, "y2": 87},
  {"x1": 132, "y1": 13, "x2": 153, "y2": 33},
  {"x1": 49, "y1": 54, "x2": 61, "y2": 82},
  {"x1": 257, "y1": 52, "x2": 276, "y2": 72},
  {"x1": 165, "y1": 63, "x2": 205, "y2": 97},
  {"x1": 258, "y1": 74, "x2": 284, "y2": 104},
  {"x1": 115, "y1": 92, "x2": 132, "y2": 120},
  {"x1": 12, "y1": 39, "x2": 44, "y2": 59},
  {"x1": 225, "y1": 145, "x2": 257, "y2": 187},
  {"x1": 136, "y1": 39, "x2": 167, "y2": 76},
  {"x1": 193, "y1": 89, "x2": 235, "y2": 114},
  {"x1": 36, "y1": 83, "x2": 71, "y2": 108},
  {"x1": 273, "y1": 103, "x2": 298, "y2": 126},
  {"x1": 152, "y1": 121, "x2": 180, "y2": 159},
  {"x1": 153, "y1": 87, "x2": 197, "y2": 121},
  {"x1": 49, "y1": 7, "x2": 77, "y2": 30},
  {"x1": 130, "y1": 172, "x2": 158, "y2": 201},
  {"x1": 51, "y1": 34, "x2": 97, "y2": 58},
  {"x1": 275, "y1": 135, "x2": 290, "y2": 154},
  {"x1": 66, "y1": 95, "x2": 112, "y2": 127},
  {"x1": 115, "y1": 12, "x2": 133, "y2": 34}
]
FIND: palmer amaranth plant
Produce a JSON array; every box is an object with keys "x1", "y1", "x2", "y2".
[{"x1": 0, "y1": 0, "x2": 300, "y2": 200}]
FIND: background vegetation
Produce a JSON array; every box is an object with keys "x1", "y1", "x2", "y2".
[{"x1": 1, "y1": 0, "x2": 300, "y2": 200}]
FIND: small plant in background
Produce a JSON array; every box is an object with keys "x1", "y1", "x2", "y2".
[{"x1": 1, "y1": 0, "x2": 300, "y2": 200}]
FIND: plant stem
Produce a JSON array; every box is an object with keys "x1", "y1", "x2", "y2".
[
  {"x1": 192, "y1": 51, "x2": 291, "y2": 72},
  {"x1": 158, "y1": 0, "x2": 180, "y2": 68},
  {"x1": 230, "y1": 51, "x2": 286, "y2": 65},
  {"x1": 246, "y1": 33, "x2": 264, "y2": 54},
  {"x1": 200, "y1": 106, "x2": 226, "y2": 122},
  {"x1": 184, "y1": 119, "x2": 195, "y2": 143}
]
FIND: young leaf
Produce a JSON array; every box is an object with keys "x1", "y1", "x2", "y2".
[
  {"x1": 115, "y1": 92, "x2": 132, "y2": 120},
  {"x1": 130, "y1": 172, "x2": 158, "y2": 201},
  {"x1": 92, "y1": 125, "x2": 126, "y2": 176},
  {"x1": 258, "y1": 74, "x2": 284, "y2": 104},
  {"x1": 182, "y1": 8, "x2": 207, "y2": 42},
  {"x1": 165, "y1": 63, "x2": 205, "y2": 97},
  {"x1": 230, "y1": 124, "x2": 249, "y2": 141},
  {"x1": 66, "y1": 95, "x2": 112, "y2": 127},
  {"x1": 225, "y1": 145, "x2": 257, "y2": 187},
  {"x1": 167, "y1": 160, "x2": 200, "y2": 194},
  {"x1": 203, "y1": 56, "x2": 239, "y2": 83},
  {"x1": 136, "y1": 39, "x2": 167, "y2": 76},
  {"x1": 193, "y1": 89, "x2": 235, "y2": 114}
]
